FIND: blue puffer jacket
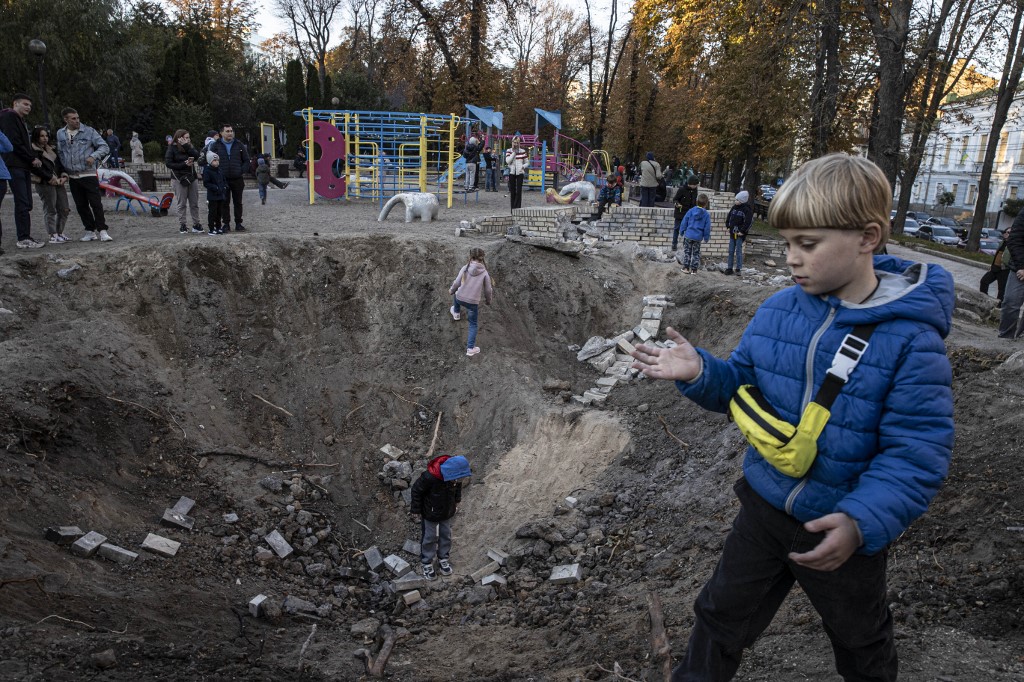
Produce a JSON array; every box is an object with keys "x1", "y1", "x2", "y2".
[
  {"x1": 676, "y1": 256, "x2": 955, "y2": 555},
  {"x1": 0, "y1": 130, "x2": 12, "y2": 180},
  {"x1": 680, "y1": 206, "x2": 711, "y2": 242}
]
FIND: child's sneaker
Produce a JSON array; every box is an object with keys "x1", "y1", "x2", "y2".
[
  {"x1": 438, "y1": 559, "x2": 453, "y2": 576},
  {"x1": 422, "y1": 564, "x2": 437, "y2": 581},
  {"x1": 449, "y1": 306, "x2": 460, "y2": 321},
  {"x1": 179, "y1": 225, "x2": 188, "y2": 234},
  {"x1": 208, "y1": 229, "x2": 218, "y2": 236},
  {"x1": 466, "y1": 347, "x2": 481, "y2": 357},
  {"x1": 191, "y1": 224, "x2": 204, "y2": 233}
]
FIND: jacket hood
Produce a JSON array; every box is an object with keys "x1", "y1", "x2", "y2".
[
  {"x1": 815, "y1": 256, "x2": 954, "y2": 337},
  {"x1": 439, "y1": 455, "x2": 471, "y2": 480},
  {"x1": 427, "y1": 455, "x2": 450, "y2": 479},
  {"x1": 467, "y1": 261, "x2": 486, "y2": 277}
]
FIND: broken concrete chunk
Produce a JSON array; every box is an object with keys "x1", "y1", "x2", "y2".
[
  {"x1": 577, "y1": 336, "x2": 616, "y2": 362},
  {"x1": 571, "y1": 394, "x2": 593, "y2": 406},
  {"x1": 380, "y1": 444, "x2": 405, "y2": 460},
  {"x1": 45, "y1": 526, "x2": 84, "y2": 545},
  {"x1": 470, "y1": 561, "x2": 502, "y2": 583},
  {"x1": 542, "y1": 378, "x2": 571, "y2": 392},
  {"x1": 394, "y1": 573, "x2": 431, "y2": 591},
  {"x1": 583, "y1": 390, "x2": 608, "y2": 404},
  {"x1": 632, "y1": 326, "x2": 652, "y2": 343},
  {"x1": 486, "y1": 548, "x2": 509, "y2": 566},
  {"x1": 384, "y1": 554, "x2": 412, "y2": 577},
  {"x1": 363, "y1": 546, "x2": 385, "y2": 571},
  {"x1": 223, "y1": 513, "x2": 239, "y2": 524},
  {"x1": 565, "y1": 496, "x2": 578, "y2": 508},
  {"x1": 71, "y1": 531, "x2": 108, "y2": 558},
  {"x1": 549, "y1": 563, "x2": 583, "y2": 584},
  {"x1": 171, "y1": 496, "x2": 195, "y2": 515},
  {"x1": 403, "y1": 539, "x2": 421, "y2": 556},
  {"x1": 249, "y1": 594, "x2": 269, "y2": 617},
  {"x1": 161, "y1": 508, "x2": 195, "y2": 531},
  {"x1": 97, "y1": 543, "x2": 138, "y2": 564},
  {"x1": 481, "y1": 573, "x2": 507, "y2": 587},
  {"x1": 639, "y1": 319, "x2": 661, "y2": 335},
  {"x1": 402, "y1": 590, "x2": 422, "y2": 605},
  {"x1": 141, "y1": 533, "x2": 180, "y2": 558},
  {"x1": 588, "y1": 348, "x2": 616, "y2": 373},
  {"x1": 282, "y1": 595, "x2": 318, "y2": 615},
  {"x1": 596, "y1": 376, "x2": 618, "y2": 388},
  {"x1": 401, "y1": 488, "x2": 412, "y2": 506},
  {"x1": 264, "y1": 530, "x2": 294, "y2": 559},
  {"x1": 259, "y1": 476, "x2": 284, "y2": 493},
  {"x1": 642, "y1": 306, "x2": 664, "y2": 320},
  {"x1": 642, "y1": 295, "x2": 670, "y2": 306},
  {"x1": 351, "y1": 617, "x2": 380, "y2": 638},
  {"x1": 615, "y1": 338, "x2": 636, "y2": 355}
]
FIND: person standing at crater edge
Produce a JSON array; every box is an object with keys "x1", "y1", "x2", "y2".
[
  {"x1": 56, "y1": 107, "x2": 111, "y2": 243},
  {"x1": 410, "y1": 454, "x2": 472, "y2": 581},
  {"x1": 208, "y1": 123, "x2": 250, "y2": 232}
]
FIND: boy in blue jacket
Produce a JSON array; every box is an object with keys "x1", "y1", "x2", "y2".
[
  {"x1": 679, "y1": 193, "x2": 711, "y2": 274},
  {"x1": 632, "y1": 154, "x2": 954, "y2": 682},
  {"x1": 202, "y1": 152, "x2": 228, "y2": 235}
]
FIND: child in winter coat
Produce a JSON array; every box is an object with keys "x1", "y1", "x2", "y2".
[
  {"x1": 410, "y1": 455, "x2": 472, "y2": 580},
  {"x1": 679, "y1": 193, "x2": 711, "y2": 274},
  {"x1": 725, "y1": 190, "x2": 754, "y2": 275},
  {"x1": 255, "y1": 158, "x2": 270, "y2": 205},
  {"x1": 202, "y1": 152, "x2": 229, "y2": 235},
  {"x1": 631, "y1": 153, "x2": 954, "y2": 681},
  {"x1": 449, "y1": 248, "x2": 494, "y2": 357}
]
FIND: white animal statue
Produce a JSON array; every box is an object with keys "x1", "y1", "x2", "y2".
[
  {"x1": 559, "y1": 181, "x2": 597, "y2": 202},
  {"x1": 377, "y1": 192, "x2": 441, "y2": 223}
]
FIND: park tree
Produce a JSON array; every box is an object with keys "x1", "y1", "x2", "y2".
[
  {"x1": 968, "y1": 0, "x2": 1024, "y2": 250},
  {"x1": 274, "y1": 0, "x2": 347, "y2": 103}
]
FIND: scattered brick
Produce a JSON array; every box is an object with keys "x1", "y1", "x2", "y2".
[
  {"x1": 141, "y1": 533, "x2": 180, "y2": 558},
  {"x1": 71, "y1": 531, "x2": 108, "y2": 558}
]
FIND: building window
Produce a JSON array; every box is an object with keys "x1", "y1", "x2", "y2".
[
  {"x1": 967, "y1": 185, "x2": 977, "y2": 205},
  {"x1": 1011, "y1": 186, "x2": 1019, "y2": 200},
  {"x1": 960, "y1": 139, "x2": 969, "y2": 165},
  {"x1": 913, "y1": 183, "x2": 921, "y2": 200},
  {"x1": 950, "y1": 183, "x2": 959, "y2": 203},
  {"x1": 997, "y1": 132, "x2": 1009, "y2": 164},
  {"x1": 943, "y1": 140, "x2": 952, "y2": 166},
  {"x1": 978, "y1": 134, "x2": 988, "y2": 163}
]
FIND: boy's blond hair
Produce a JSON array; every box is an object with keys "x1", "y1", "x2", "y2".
[{"x1": 769, "y1": 154, "x2": 891, "y2": 243}]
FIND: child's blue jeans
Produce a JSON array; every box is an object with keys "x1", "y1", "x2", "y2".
[
  {"x1": 258, "y1": 182, "x2": 268, "y2": 201},
  {"x1": 672, "y1": 477, "x2": 896, "y2": 682},
  {"x1": 420, "y1": 518, "x2": 452, "y2": 565},
  {"x1": 728, "y1": 235, "x2": 745, "y2": 272},
  {"x1": 453, "y1": 297, "x2": 479, "y2": 350}
]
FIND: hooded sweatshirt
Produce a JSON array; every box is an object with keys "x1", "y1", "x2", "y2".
[
  {"x1": 410, "y1": 454, "x2": 465, "y2": 521},
  {"x1": 680, "y1": 205, "x2": 711, "y2": 242},
  {"x1": 676, "y1": 256, "x2": 955, "y2": 555},
  {"x1": 450, "y1": 261, "x2": 493, "y2": 305}
]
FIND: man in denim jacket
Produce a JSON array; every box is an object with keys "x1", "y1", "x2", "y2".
[{"x1": 56, "y1": 108, "x2": 111, "y2": 242}]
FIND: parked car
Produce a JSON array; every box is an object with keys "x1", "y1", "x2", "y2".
[
  {"x1": 901, "y1": 217, "x2": 921, "y2": 237},
  {"x1": 926, "y1": 216, "x2": 967, "y2": 238},
  {"x1": 979, "y1": 238, "x2": 1003, "y2": 256},
  {"x1": 917, "y1": 224, "x2": 962, "y2": 247},
  {"x1": 907, "y1": 211, "x2": 932, "y2": 224}
]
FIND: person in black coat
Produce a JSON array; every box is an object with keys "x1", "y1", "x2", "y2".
[
  {"x1": 410, "y1": 455, "x2": 471, "y2": 580},
  {"x1": 208, "y1": 124, "x2": 250, "y2": 232},
  {"x1": 673, "y1": 176, "x2": 700, "y2": 251},
  {"x1": 202, "y1": 152, "x2": 229, "y2": 235},
  {"x1": 725, "y1": 190, "x2": 754, "y2": 275},
  {"x1": 165, "y1": 129, "x2": 203, "y2": 233},
  {"x1": 0, "y1": 93, "x2": 46, "y2": 247},
  {"x1": 998, "y1": 211, "x2": 1024, "y2": 338},
  {"x1": 980, "y1": 227, "x2": 1012, "y2": 305}
]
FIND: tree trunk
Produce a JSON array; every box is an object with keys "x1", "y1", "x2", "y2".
[
  {"x1": 467, "y1": 0, "x2": 484, "y2": 103},
  {"x1": 743, "y1": 124, "x2": 763, "y2": 197},
  {"x1": 624, "y1": 40, "x2": 640, "y2": 163},
  {"x1": 728, "y1": 156, "x2": 744, "y2": 193},
  {"x1": 809, "y1": 0, "x2": 841, "y2": 157},
  {"x1": 969, "y1": 0, "x2": 1024, "y2": 250},
  {"x1": 711, "y1": 154, "x2": 724, "y2": 190}
]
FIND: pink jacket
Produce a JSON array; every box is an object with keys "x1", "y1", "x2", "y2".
[{"x1": 450, "y1": 261, "x2": 493, "y2": 305}]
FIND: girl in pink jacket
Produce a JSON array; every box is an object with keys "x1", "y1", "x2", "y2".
[{"x1": 449, "y1": 248, "x2": 494, "y2": 357}]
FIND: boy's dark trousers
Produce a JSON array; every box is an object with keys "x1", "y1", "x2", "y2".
[
  {"x1": 208, "y1": 199, "x2": 229, "y2": 231},
  {"x1": 420, "y1": 518, "x2": 452, "y2": 565},
  {"x1": 673, "y1": 478, "x2": 896, "y2": 682}
]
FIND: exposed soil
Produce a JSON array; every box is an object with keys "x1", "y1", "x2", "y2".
[{"x1": 0, "y1": 188, "x2": 1021, "y2": 681}]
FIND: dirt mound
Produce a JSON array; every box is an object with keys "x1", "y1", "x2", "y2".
[{"x1": 0, "y1": 229, "x2": 1021, "y2": 680}]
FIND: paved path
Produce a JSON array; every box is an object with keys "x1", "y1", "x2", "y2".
[{"x1": 888, "y1": 243, "x2": 995, "y2": 300}]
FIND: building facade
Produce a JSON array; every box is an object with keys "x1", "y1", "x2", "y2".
[{"x1": 907, "y1": 91, "x2": 1023, "y2": 225}]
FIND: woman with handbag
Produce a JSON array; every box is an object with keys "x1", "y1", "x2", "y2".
[{"x1": 165, "y1": 129, "x2": 203, "y2": 234}]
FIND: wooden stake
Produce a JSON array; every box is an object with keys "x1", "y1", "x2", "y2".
[
  {"x1": 251, "y1": 393, "x2": 295, "y2": 418},
  {"x1": 424, "y1": 412, "x2": 443, "y2": 459},
  {"x1": 646, "y1": 592, "x2": 673, "y2": 682}
]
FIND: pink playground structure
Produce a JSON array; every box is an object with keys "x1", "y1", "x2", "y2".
[{"x1": 97, "y1": 169, "x2": 173, "y2": 217}]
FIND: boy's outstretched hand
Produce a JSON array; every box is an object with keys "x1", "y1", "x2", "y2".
[
  {"x1": 788, "y1": 513, "x2": 861, "y2": 571},
  {"x1": 630, "y1": 327, "x2": 702, "y2": 382}
]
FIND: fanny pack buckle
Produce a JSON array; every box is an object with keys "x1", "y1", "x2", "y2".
[{"x1": 826, "y1": 333, "x2": 870, "y2": 382}]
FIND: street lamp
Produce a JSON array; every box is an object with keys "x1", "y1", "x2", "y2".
[{"x1": 27, "y1": 39, "x2": 48, "y2": 129}]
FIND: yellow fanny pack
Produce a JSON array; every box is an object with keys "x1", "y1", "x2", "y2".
[{"x1": 728, "y1": 324, "x2": 876, "y2": 478}]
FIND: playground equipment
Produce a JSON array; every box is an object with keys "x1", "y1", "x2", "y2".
[
  {"x1": 545, "y1": 188, "x2": 580, "y2": 205},
  {"x1": 559, "y1": 181, "x2": 598, "y2": 202},
  {"x1": 97, "y1": 168, "x2": 173, "y2": 216},
  {"x1": 377, "y1": 192, "x2": 441, "y2": 223},
  {"x1": 295, "y1": 108, "x2": 464, "y2": 208}
]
